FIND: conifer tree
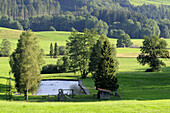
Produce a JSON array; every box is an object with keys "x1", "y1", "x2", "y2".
[
  {"x1": 9, "y1": 30, "x2": 44, "y2": 101},
  {"x1": 92, "y1": 36, "x2": 119, "y2": 92},
  {"x1": 54, "y1": 42, "x2": 58, "y2": 58},
  {"x1": 90, "y1": 35, "x2": 119, "y2": 75},
  {"x1": 50, "y1": 43, "x2": 53, "y2": 58}
]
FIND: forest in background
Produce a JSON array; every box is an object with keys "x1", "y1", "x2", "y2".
[{"x1": 0, "y1": 0, "x2": 170, "y2": 39}]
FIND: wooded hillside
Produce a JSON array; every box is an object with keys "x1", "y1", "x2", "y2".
[{"x1": 0, "y1": 0, "x2": 170, "y2": 38}]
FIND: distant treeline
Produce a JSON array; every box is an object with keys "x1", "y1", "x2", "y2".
[{"x1": 0, "y1": 0, "x2": 170, "y2": 38}]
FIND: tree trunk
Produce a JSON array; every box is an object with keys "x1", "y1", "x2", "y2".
[
  {"x1": 81, "y1": 69, "x2": 88, "y2": 79},
  {"x1": 24, "y1": 89, "x2": 28, "y2": 101},
  {"x1": 26, "y1": 88, "x2": 28, "y2": 101}
]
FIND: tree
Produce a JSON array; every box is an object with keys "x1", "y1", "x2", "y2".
[
  {"x1": 49, "y1": 26, "x2": 56, "y2": 31},
  {"x1": 0, "y1": 39, "x2": 11, "y2": 57},
  {"x1": 62, "y1": 56, "x2": 70, "y2": 72},
  {"x1": 50, "y1": 43, "x2": 53, "y2": 58},
  {"x1": 54, "y1": 42, "x2": 58, "y2": 58},
  {"x1": 59, "y1": 46, "x2": 67, "y2": 55},
  {"x1": 137, "y1": 35, "x2": 169, "y2": 72},
  {"x1": 89, "y1": 35, "x2": 119, "y2": 75},
  {"x1": 116, "y1": 34, "x2": 133, "y2": 47},
  {"x1": 66, "y1": 28, "x2": 98, "y2": 78},
  {"x1": 109, "y1": 29, "x2": 125, "y2": 39},
  {"x1": 9, "y1": 30, "x2": 44, "y2": 101},
  {"x1": 92, "y1": 35, "x2": 119, "y2": 92}
]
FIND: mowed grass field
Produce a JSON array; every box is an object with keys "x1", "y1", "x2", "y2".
[
  {"x1": 0, "y1": 27, "x2": 170, "y2": 112},
  {"x1": 129, "y1": 0, "x2": 170, "y2": 6}
]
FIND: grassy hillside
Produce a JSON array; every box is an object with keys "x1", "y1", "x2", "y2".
[
  {"x1": 0, "y1": 57, "x2": 170, "y2": 112},
  {"x1": 0, "y1": 27, "x2": 170, "y2": 112},
  {"x1": 0, "y1": 27, "x2": 170, "y2": 57},
  {"x1": 129, "y1": 0, "x2": 170, "y2": 6}
]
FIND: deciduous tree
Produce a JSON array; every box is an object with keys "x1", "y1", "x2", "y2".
[
  {"x1": 137, "y1": 35, "x2": 169, "y2": 72},
  {"x1": 9, "y1": 30, "x2": 44, "y2": 101},
  {"x1": 0, "y1": 39, "x2": 11, "y2": 57},
  {"x1": 116, "y1": 34, "x2": 133, "y2": 47},
  {"x1": 66, "y1": 28, "x2": 98, "y2": 78}
]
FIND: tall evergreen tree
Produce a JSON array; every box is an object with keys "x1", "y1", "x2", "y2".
[
  {"x1": 90, "y1": 35, "x2": 119, "y2": 74},
  {"x1": 92, "y1": 36, "x2": 119, "y2": 92},
  {"x1": 50, "y1": 43, "x2": 53, "y2": 58},
  {"x1": 9, "y1": 30, "x2": 44, "y2": 101},
  {"x1": 54, "y1": 42, "x2": 58, "y2": 58}
]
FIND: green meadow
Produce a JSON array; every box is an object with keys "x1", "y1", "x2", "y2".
[
  {"x1": 0, "y1": 27, "x2": 170, "y2": 112},
  {"x1": 129, "y1": 0, "x2": 170, "y2": 6}
]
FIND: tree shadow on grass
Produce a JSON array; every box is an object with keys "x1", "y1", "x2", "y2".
[
  {"x1": 0, "y1": 67, "x2": 170, "y2": 102},
  {"x1": 0, "y1": 76, "x2": 15, "y2": 81},
  {"x1": 117, "y1": 66, "x2": 170, "y2": 101}
]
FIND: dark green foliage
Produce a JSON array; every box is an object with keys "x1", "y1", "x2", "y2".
[
  {"x1": 92, "y1": 36, "x2": 119, "y2": 91},
  {"x1": 41, "y1": 57, "x2": 70, "y2": 74},
  {"x1": 67, "y1": 28, "x2": 98, "y2": 78},
  {"x1": 0, "y1": 15, "x2": 23, "y2": 30},
  {"x1": 59, "y1": 46, "x2": 67, "y2": 55},
  {"x1": 159, "y1": 19, "x2": 170, "y2": 38},
  {"x1": 116, "y1": 34, "x2": 133, "y2": 47},
  {"x1": 41, "y1": 64, "x2": 58, "y2": 74},
  {"x1": 89, "y1": 35, "x2": 119, "y2": 75},
  {"x1": 108, "y1": 29, "x2": 125, "y2": 39},
  {"x1": 0, "y1": 0, "x2": 169, "y2": 39},
  {"x1": 54, "y1": 42, "x2": 58, "y2": 58},
  {"x1": 0, "y1": 39, "x2": 11, "y2": 57},
  {"x1": 62, "y1": 56, "x2": 70, "y2": 73},
  {"x1": 9, "y1": 30, "x2": 44, "y2": 101},
  {"x1": 50, "y1": 43, "x2": 53, "y2": 58},
  {"x1": 137, "y1": 35, "x2": 169, "y2": 72}
]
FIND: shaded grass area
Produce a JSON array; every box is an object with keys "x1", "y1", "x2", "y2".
[{"x1": 1, "y1": 57, "x2": 170, "y2": 101}]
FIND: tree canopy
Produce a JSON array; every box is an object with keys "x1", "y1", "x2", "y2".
[
  {"x1": 92, "y1": 35, "x2": 119, "y2": 91},
  {"x1": 0, "y1": 39, "x2": 11, "y2": 57},
  {"x1": 9, "y1": 30, "x2": 44, "y2": 101},
  {"x1": 116, "y1": 34, "x2": 133, "y2": 47},
  {"x1": 137, "y1": 35, "x2": 169, "y2": 72},
  {"x1": 66, "y1": 28, "x2": 98, "y2": 78}
]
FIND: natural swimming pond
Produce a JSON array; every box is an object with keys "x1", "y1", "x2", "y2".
[{"x1": 36, "y1": 79, "x2": 86, "y2": 95}]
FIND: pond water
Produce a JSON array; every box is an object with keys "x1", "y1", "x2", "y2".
[{"x1": 36, "y1": 79, "x2": 85, "y2": 95}]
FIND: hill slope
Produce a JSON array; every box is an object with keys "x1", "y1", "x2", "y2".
[
  {"x1": 129, "y1": 0, "x2": 170, "y2": 6},
  {"x1": 0, "y1": 27, "x2": 170, "y2": 56}
]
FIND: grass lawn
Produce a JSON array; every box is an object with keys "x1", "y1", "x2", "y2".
[{"x1": 0, "y1": 100, "x2": 170, "y2": 113}]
